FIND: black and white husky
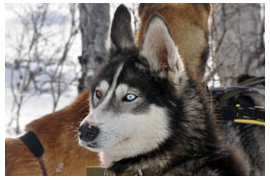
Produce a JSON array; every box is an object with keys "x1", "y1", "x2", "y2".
[{"x1": 78, "y1": 5, "x2": 265, "y2": 175}]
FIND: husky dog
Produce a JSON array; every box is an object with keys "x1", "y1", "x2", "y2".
[{"x1": 78, "y1": 5, "x2": 264, "y2": 175}]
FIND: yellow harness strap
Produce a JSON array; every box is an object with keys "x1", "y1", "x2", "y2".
[
  {"x1": 233, "y1": 104, "x2": 265, "y2": 126},
  {"x1": 234, "y1": 119, "x2": 265, "y2": 126}
]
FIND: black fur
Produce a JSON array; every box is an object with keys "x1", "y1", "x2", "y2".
[{"x1": 110, "y1": 4, "x2": 136, "y2": 56}]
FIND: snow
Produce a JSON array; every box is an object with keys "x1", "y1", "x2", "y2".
[
  {"x1": 5, "y1": 4, "x2": 81, "y2": 138},
  {"x1": 5, "y1": 67, "x2": 79, "y2": 138}
]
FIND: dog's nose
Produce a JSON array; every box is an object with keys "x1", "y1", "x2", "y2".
[{"x1": 78, "y1": 122, "x2": 99, "y2": 142}]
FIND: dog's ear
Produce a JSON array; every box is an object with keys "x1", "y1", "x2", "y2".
[
  {"x1": 110, "y1": 5, "x2": 135, "y2": 53},
  {"x1": 140, "y1": 14, "x2": 187, "y2": 91}
]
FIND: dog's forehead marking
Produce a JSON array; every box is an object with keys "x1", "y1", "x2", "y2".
[{"x1": 97, "y1": 63, "x2": 124, "y2": 108}]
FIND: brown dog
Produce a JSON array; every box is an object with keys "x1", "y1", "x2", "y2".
[
  {"x1": 136, "y1": 3, "x2": 212, "y2": 79},
  {"x1": 5, "y1": 3, "x2": 211, "y2": 176},
  {"x1": 5, "y1": 90, "x2": 99, "y2": 175}
]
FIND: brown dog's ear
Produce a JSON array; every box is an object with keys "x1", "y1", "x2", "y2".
[
  {"x1": 202, "y1": 3, "x2": 213, "y2": 14},
  {"x1": 140, "y1": 14, "x2": 187, "y2": 92},
  {"x1": 110, "y1": 5, "x2": 135, "y2": 54}
]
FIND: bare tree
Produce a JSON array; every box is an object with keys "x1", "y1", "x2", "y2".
[
  {"x1": 128, "y1": 3, "x2": 140, "y2": 36},
  {"x1": 7, "y1": 4, "x2": 50, "y2": 134},
  {"x1": 78, "y1": 3, "x2": 110, "y2": 93},
  {"x1": 209, "y1": 3, "x2": 264, "y2": 87},
  {"x1": 46, "y1": 4, "x2": 79, "y2": 111},
  {"x1": 6, "y1": 4, "x2": 80, "y2": 134}
]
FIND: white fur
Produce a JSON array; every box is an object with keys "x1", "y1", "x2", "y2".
[
  {"x1": 99, "y1": 105, "x2": 170, "y2": 167},
  {"x1": 80, "y1": 97, "x2": 170, "y2": 168},
  {"x1": 97, "y1": 80, "x2": 109, "y2": 94},
  {"x1": 79, "y1": 82, "x2": 172, "y2": 165},
  {"x1": 115, "y1": 84, "x2": 128, "y2": 99}
]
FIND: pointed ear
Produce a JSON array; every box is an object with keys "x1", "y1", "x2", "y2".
[
  {"x1": 110, "y1": 5, "x2": 135, "y2": 53},
  {"x1": 140, "y1": 14, "x2": 187, "y2": 89}
]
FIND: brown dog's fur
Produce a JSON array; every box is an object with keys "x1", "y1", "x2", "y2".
[
  {"x1": 5, "y1": 90, "x2": 99, "y2": 175},
  {"x1": 136, "y1": 3, "x2": 212, "y2": 79},
  {"x1": 5, "y1": 3, "x2": 211, "y2": 176}
]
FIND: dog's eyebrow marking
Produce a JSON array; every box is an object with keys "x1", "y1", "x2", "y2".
[
  {"x1": 115, "y1": 84, "x2": 140, "y2": 100},
  {"x1": 97, "y1": 80, "x2": 109, "y2": 94},
  {"x1": 115, "y1": 84, "x2": 128, "y2": 99}
]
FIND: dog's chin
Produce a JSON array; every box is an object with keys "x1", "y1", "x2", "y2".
[
  {"x1": 80, "y1": 143, "x2": 103, "y2": 152},
  {"x1": 79, "y1": 136, "x2": 131, "y2": 154},
  {"x1": 85, "y1": 145, "x2": 103, "y2": 152},
  {"x1": 78, "y1": 139, "x2": 101, "y2": 152}
]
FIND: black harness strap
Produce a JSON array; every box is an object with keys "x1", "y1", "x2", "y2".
[
  {"x1": 221, "y1": 105, "x2": 265, "y2": 125},
  {"x1": 211, "y1": 77, "x2": 265, "y2": 126},
  {"x1": 19, "y1": 131, "x2": 44, "y2": 157},
  {"x1": 19, "y1": 131, "x2": 47, "y2": 176}
]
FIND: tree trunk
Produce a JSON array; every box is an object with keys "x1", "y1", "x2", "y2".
[
  {"x1": 212, "y1": 3, "x2": 264, "y2": 87},
  {"x1": 78, "y1": 3, "x2": 110, "y2": 93}
]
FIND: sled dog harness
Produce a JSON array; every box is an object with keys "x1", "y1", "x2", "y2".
[
  {"x1": 221, "y1": 104, "x2": 265, "y2": 126},
  {"x1": 212, "y1": 77, "x2": 265, "y2": 126},
  {"x1": 19, "y1": 131, "x2": 47, "y2": 176}
]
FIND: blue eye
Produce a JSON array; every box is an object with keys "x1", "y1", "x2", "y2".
[{"x1": 123, "y1": 93, "x2": 137, "y2": 102}]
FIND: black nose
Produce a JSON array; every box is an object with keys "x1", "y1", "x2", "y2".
[{"x1": 79, "y1": 122, "x2": 99, "y2": 142}]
